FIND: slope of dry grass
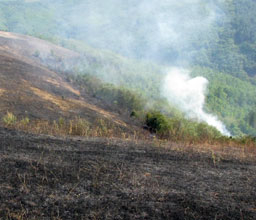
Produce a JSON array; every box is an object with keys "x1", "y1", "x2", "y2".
[{"x1": 0, "y1": 32, "x2": 140, "y2": 136}]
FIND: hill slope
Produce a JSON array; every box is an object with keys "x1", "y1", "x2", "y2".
[
  {"x1": 1, "y1": 0, "x2": 256, "y2": 137},
  {"x1": 0, "y1": 31, "x2": 133, "y2": 132}
]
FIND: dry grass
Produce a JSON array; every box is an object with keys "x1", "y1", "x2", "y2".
[
  {"x1": 30, "y1": 86, "x2": 72, "y2": 111},
  {"x1": 0, "y1": 88, "x2": 5, "y2": 96},
  {"x1": 159, "y1": 138, "x2": 256, "y2": 164},
  {"x1": 0, "y1": 113, "x2": 144, "y2": 141},
  {"x1": 1, "y1": 112, "x2": 256, "y2": 164},
  {"x1": 0, "y1": 48, "x2": 126, "y2": 129}
]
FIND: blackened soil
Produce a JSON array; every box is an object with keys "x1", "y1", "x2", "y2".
[{"x1": 0, "y1": 127, "x2": 256, "y2": 220}]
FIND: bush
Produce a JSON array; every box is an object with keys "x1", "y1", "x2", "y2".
[
  {"x1": 145, "y1": 111, "x2": 223, "y2": 142},
  {"x1": 145, "y1": 111, "x2": 170, "y2": 137},
  {"x1": 196, "y1": 122, "x2": 222, "y2": 141}
]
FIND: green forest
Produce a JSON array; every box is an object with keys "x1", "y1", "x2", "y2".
[{"x1": 1, "y1": 0, "x2": 256, "y2": 137}]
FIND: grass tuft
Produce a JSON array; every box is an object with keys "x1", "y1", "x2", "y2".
[{"x1": 2, "y1": 112, "x2": 17, "y2": 126}]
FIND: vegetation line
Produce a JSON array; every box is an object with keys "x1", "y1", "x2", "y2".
[{"x1": 2, "y1": 112, "x2": 256, "y2": 149}]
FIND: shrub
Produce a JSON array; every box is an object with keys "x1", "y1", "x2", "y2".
[
  {"x1": 145, "y1": 111, "x2": 223, "y2": 142},
  {"x1": 196, "y1": 123, "x2": 222, "y2": 141},
  {"x1": 145, "y1": 111, "x2": 170, "y2": 137}
]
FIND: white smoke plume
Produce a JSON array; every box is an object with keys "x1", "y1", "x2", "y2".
[{"x1": 162, "y1": 68, "x2": 230, "y2": 136}]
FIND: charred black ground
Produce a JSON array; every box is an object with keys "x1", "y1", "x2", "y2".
[{"x1": 0, "y1": 127, "x2": 255, "y2": 219}]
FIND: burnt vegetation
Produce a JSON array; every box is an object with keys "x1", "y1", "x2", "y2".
[{"x1": 0, "y1": 128, "x2": 256, "y2": 219}]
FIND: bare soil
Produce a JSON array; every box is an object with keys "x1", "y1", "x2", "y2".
[{"x1": 0, "y1": 127, "x2": 255, "y2": 219}]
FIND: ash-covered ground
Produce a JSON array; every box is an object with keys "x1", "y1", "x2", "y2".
[{"x1": 0, "y1": 127, "x2": 255, "y2": 219}]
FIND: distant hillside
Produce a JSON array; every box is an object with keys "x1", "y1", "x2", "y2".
[{"x1": 0, "y1": 0, "x2": 256, "y2": 78}]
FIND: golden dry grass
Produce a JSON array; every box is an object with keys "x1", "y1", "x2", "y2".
[
  {"x1": 159, "y1": 138, "x2": 256, "y2": 163},
  {"x1": 0, "y1": 88, "x2": 5, "y2": 96},
  {"x1": 44, "y1": 77, "x2": 81, "y2": 96},
  {"x1": 30, "y1": 86, "x2": 71, "y2": 111},
  {"x1": 29, "y1": 85, "x2": 129, "y2": 128},
  {"x1": 2, "y1": 111, "x2": 256, "y2": 163},
  {"x1": 0, "y1": 114, "x2": 137, "y2": 141}
]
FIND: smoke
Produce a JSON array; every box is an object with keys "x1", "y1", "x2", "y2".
[
  {"x1": 162, "y1": 68, "x2": 230, "y2": 135},
  {"x1": 50, "y1": 0, "x2": 229, "y2": 134},
  {"x1": 52, "y1": 0, "x2": 221, "y2": 64},
  {"x1": 11, "y1": 0, "x2": 230, "y2": 134}
]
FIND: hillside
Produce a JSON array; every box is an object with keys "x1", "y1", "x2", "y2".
[
  {"x1": 1, "y1": 1, "x2": 256, "y2": 136},
  {"x1": 0, "y1": 2, "x2": 256, "y2": 218},
  {"x1": 2, "y1": 0, "x2": 256, "y2": 136},
  {"x1": 0, "y1": 31, "x2": 138, "y2": 135}
]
